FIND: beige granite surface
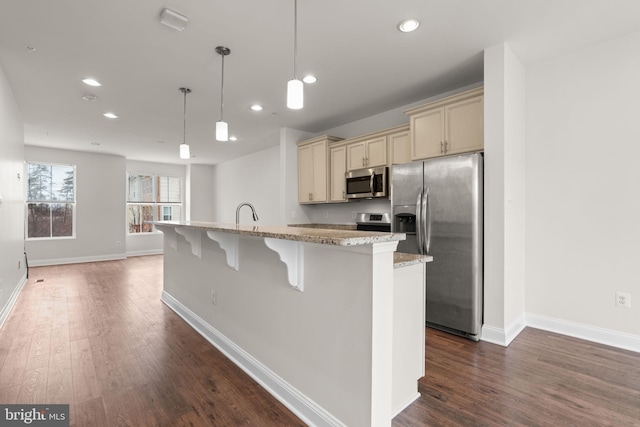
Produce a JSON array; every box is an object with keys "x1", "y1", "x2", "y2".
[
  {"x1": 153, "y1": 221, "x2": 404, "y2": 246},
  {"x1": 288, "y1": 223, "x2": 357, "y2": 230},
  {"x1": 393, "y1": 252, "x2": 433, "y2": 269}
]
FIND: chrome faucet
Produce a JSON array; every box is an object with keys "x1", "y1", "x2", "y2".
[{"x1": 236, "y1": 202, "x2": 259, "y2": 225}]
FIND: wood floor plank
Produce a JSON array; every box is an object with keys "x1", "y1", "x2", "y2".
[{"x1": 2, "y1": 255, "x2": 639, "y2": 426}]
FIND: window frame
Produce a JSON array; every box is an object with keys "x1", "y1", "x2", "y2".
[
  {"x1": 25, "y1": 162, "x2": 77, "y2": 241},
  {"x1": 126, "y1": 173, "x2": 183, "y2": 235}
]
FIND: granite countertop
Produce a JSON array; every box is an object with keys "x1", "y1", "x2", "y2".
[
  {"x1": 394, "y1": 252, "x2": 433, "y2": 269},
  {"x1": 288, "y1": 223, "x2": 357, "y2": 231},
  {"x1": 152, "y1": 221, "x2": 405, "y2": 247}
]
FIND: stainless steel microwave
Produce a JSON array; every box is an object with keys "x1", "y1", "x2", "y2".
[{"x1": 345, "y1": 166, "x2": 388, "y2": 199}]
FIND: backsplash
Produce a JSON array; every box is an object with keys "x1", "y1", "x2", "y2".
[{"x1": 301, "y1": 198, "x2": 391, "y2": 225}]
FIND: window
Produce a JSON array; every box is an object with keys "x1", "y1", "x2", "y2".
[
  {"x1": 26, "y1": 162, "x2": 76, "y2": 239},
  {"x1": 127, "y1": 174, "x2": 182, "y2": 233}
]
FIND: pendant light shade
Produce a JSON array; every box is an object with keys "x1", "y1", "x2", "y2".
[
  {"x1": 215, "y1": 120, "x2": 228, "y2": 142},
  {"x1": 179, "y1": 87, "x2": 191, "y2": 159},
  {"x1": 287, "y1": 0, "x2": 303, "y2": 109},
  {"x1": 215, "y1": 46, "x2": 231, "y2": 142},
  {"x1": 287, "y1": 78, "x2": 303, "y2": 110}
]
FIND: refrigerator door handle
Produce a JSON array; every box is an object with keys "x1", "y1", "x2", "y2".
[
  {"x1": 423, "y1": 188, "x2": 431, "y2": 254},
  {"x1": 416, "y1": 190, "x2": 424, "y2": 254}
]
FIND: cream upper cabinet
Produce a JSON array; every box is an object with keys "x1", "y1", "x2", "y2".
[
  {"x1": 329, "y1": 144, "x2": 347, "y2": 202},
  {"x1": 444, "y1": 95, "x2": 484, "y2": 156},
  {"x1": 346, "y1": 136, "x2": 387, "y2": 171},
  {"x1": 388, "y1": 127, "x2": 411, "y2": 165},
  {"x1": 298, "y1": 136, "x2": 343, "y2": 204},
  {"x1": 406, "y1": 87, "x2": 484, "y2": 160}
]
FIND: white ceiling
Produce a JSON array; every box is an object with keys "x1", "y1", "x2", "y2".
[{"x1": 2, "y1": 0, "x2": 640, "y2": 165}]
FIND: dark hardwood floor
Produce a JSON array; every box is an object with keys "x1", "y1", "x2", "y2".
[{"x1": 0, "y1": 255, "x2": 638, "y2": 426}]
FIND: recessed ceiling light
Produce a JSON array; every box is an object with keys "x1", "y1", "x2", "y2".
[
  {"x1": 302, "y1": 75, "x2": 317, "y2": 84},
  {"x1": 82, "y1": 94, "x2": 97, "y2": 101},
  {"x1": 25, "y1": 45, "x2": 36, "y2": 53},
  {"x1": 229, "y1": 136, "x2": 238, "y2": 141},
  {"x1": 82, "y1": 78, "x2": 101, "y2": 87},
  {"x1": 250, "y1": 104, "x2": 263, "y2": 111},
  {"x1": 103, "y1": 112, "x2": 118, "y2": 119},
  {"x1": 398, "y1": 18, "x2": 420, "y2": 33},
  {"x1": 91, "y1": 142, "x2": 100, "y2": 146}
]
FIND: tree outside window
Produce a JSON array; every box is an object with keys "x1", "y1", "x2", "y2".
[{"x1": 26, "y1": 163, "x2": 76, "y2": 239}]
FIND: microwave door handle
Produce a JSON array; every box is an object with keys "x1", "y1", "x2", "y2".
[
  {"x1": 370, "y1": 174, "x2": 375, "y2": 196},
  {"x1": 416, "y1": 191, "x2": 424, "y2": 255}
]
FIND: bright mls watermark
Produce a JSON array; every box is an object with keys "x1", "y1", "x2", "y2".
[{"x1": 0, "y1": 405, "x2": 69, "y2": 426}]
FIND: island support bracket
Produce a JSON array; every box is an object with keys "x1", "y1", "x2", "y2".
[
  {"x1": 175, "y1": 227, "x2": 202, "y2": 258},
  {"x1": 206, "y1": 231, "x2": 239, "y2": 271},
  {"x1": 264, "y1": 238, "x2": 304, "y2": 292}
]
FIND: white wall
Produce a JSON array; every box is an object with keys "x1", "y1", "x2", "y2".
[
  {"x1": 212, "y1": 146, "x2": 281, "y2": 225},
  {"x1": 24, "y1": 147, "x2": 126, "y2": 265},
  {"x1": 125, "y1": 160, "x2": 186, "y2": 256},
  {"x1": 187, "y1": 164, "x2": 215, "y2": 222},
  {"x1": 0, "y1": 63, "x2": 27, "y2": 326},
  {"x1": 482, "y1": 44, "x2": 527, "y2": 345},
  {"x1": 525, "y1": 30, "x2": 640, "y2": 340}
]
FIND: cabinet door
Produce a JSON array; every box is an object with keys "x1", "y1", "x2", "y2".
[
  {"x1": 330, "y1": 145, "x2": 347, "y2": 202},
  {"x1": 366, "y1": 136, "x2": 387, "y2": 168},
  {"x1": 389, "y1": 130, "x2": 411, "y2": 165},
  {"x1": 445, "y1": 95, "x2": 483, "y2": 155},
  {"x1": 411, "y1": 107, "x2": 444, "y2": 160},
  {"x1": 310, "y1": 141, "x2": 327, "y2": 202},
  {"x1": 298, "y1": 144, "x2": 314, "y2": 203},
  {"x1": 346, "y1": 141, "x2": 367, "y2": 171}
]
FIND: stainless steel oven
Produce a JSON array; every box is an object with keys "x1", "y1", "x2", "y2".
[{"x1": 345, "y1": 166, "x2": 388, "y2": 199}]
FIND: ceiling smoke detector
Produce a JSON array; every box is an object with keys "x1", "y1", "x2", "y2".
[{"x1": 159, "y1": 8, "x2": 189, "y2": 31}]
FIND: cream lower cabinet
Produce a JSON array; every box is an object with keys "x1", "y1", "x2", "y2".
[
  {"x1": 406, "y1": 87, "x2": 484, "y2": 160},
  {"x1": 298, "y1": 136, "x2": 343, "y2": 204},
  {"x1": 346, "y1": 136, "x2": 387, "y2": 171}
]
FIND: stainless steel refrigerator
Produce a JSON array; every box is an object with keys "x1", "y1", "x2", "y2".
[{"x1": 391, "y1": 153, "x2": 483, "y2": 341}]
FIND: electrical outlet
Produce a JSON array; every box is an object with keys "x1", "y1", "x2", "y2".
[
  {"x1": 210, "y1": 290, "x2": 217, "y2": 305},
  {"x1": 18, "y1": 260, "x2": 20, "y2": 269},
  {"x1": 352, "y1": 211, "x2": 356, "y2": 219},
  {"x1": 323, "y1": 210, "x2": 329, "y2": 219},
  {"x1": 615, "y1": 291, "x2": 631, "y2": 308}
]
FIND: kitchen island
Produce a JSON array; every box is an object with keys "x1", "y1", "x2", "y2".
[{"x1": 153, "y1": 221, "x2": 430, "y2": 427}]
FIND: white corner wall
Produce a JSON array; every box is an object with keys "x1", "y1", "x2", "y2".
[
  {"x1": 24, "y1": 147, "x2": 126, "y2": 266},
  {"x1": 525, "y1": 30, "x2": 640, "y2": 347},
  {"x1": 0, "y1": 63, "x2": 27, "y2": 327},
  {"x1": 212, "y1": 146, "x2": 282, "y2": 225},
  {"x1": 482, "y1": 43, "x2": 527, "y2": 346},
  {"x1": 187, "y1": 164, "x2": 215, "y2": 222}
]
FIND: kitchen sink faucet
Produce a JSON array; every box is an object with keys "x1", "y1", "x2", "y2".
[{"x1": 236, "y1": 202, "x2": 259, "y2": 225}]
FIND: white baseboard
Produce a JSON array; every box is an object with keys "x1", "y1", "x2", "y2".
[
  {"x1": 0, "y1": 272, "x2": 28, "y2": 330},
  {"x1": 27, "y1": 253, "x2": 127, "y2": 267},
  {"x1": 526, "y1": 313, "x2": 640, "y2": 354},
  {"x1": 161, "y1": 291, "x2": 344, "y2": 427},
  {"x1": 482, "y1": 314, "x2": 640, "y2": 354},
  {"x1": 126, "y1": 249, "x2": 163, "y2": 257}
]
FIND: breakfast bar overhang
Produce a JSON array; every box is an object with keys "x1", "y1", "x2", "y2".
[{"x1": 154, "y1": 221, "x2": 430, "y2": 427}]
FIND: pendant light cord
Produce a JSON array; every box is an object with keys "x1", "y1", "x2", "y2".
[
  {"x1": 293, "y1": 0, "x2": 298, "y2": 79},
  {"x1": 183, "y1": 89, "x2": 187, "y2": 144},
  {"x1": 220, "y1": 53, "x2": 225, "y2": 121}
]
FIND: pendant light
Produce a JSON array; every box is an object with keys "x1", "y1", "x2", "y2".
[
  {"x1": 179, "y1": 87, "x2": 191, "y2": 159},
  {"x1": 215, "y1": 46, "x2": 231, "y2": 141},
  {"x1": 287, "y1": 0, "x2": 303, "y2": 109}
]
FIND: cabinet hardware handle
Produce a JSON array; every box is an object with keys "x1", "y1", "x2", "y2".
[
  {"x1": 440, "y1": 141, "x2": 443, "y2": 154},
  {"x1": 309, "y1": 192, "x2": 313, "y2": 201},
  {"x1": 362, "y1": 158, "x2": 365, "y2": 167},
  {"x1": 444, "y1": 140, "x2": 448, "y2": 153},
  {"x1": 343, "y1": 191, "x2": 345, "y2": 199}
]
